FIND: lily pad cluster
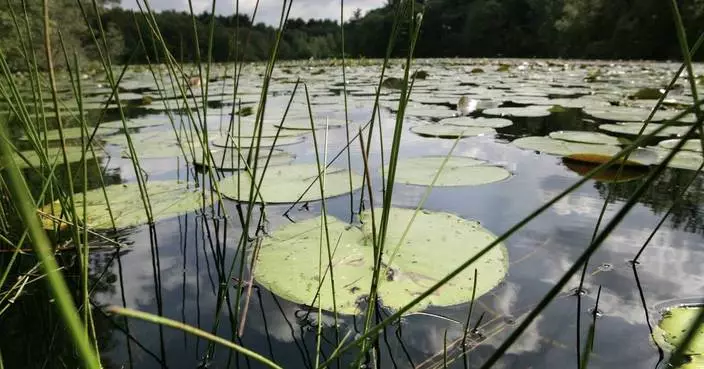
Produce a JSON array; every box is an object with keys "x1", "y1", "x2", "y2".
[
  {"x1": 254, "y1": 207, "x2": 509, "y2": 314},
  {"x1": 654, "y1": 305, "x2": 704, "y2": 368}
]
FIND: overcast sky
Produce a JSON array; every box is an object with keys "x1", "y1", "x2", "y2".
[{"x1": 119, "y1": 0, "x2": 383, "y2": 25}]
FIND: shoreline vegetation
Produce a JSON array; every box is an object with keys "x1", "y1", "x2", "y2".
[{"x1": 2, "y1": 0, "x2": 704, "y2": 72}]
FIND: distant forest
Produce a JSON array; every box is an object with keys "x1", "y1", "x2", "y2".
[{"x1": 1, "y1": 0, "x2": 704, "y2": 71}]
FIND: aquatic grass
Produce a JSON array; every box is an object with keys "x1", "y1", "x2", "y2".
[{"x1": 0, "y1": 117, "x2": 100, "y2": 369}]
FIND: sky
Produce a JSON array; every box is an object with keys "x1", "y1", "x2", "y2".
[{"x1": 119, "y1": 0, "x2": 383, "y2": 25}]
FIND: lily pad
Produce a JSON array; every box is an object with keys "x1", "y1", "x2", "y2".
[
  {"x1": 650, "y1": 147, "x2": 704, "y2": 171},
  {"x1": 254, "y1": 207, "x2": 508, "y2": 314},
  {"x1": 21, "y1": 126, "x2": 118, "y2": 141},
  {"x1": 40, "y1": 180, "x2": 209, "y2": 230},
  {"x1": 217, "y1": 163, "x2": 363, "y2": 203},
  {"x1": 273, "y1": 118, "x2": 342, "y2": 130},
  {"x1": 4, "y1": 146, "x2": 104, "y2": 170},
  {"x1": 387, "y1": 156, "x2": 511, "y2": 186},
  {"x1": 439, "y1": 116, "x2": 513, "y2": 128},
  {"x1": 211, "y1": 134, "x2": 305, "y2": 149},
  {"x1": 482, "y1": 106, "x2": 551, "y2": 118},
  {"x1": 410, "y1": 124, "x2": 495, "y2": 139},
  {"x1": 659, "y1": 139, "x2": 703, "y2": 153},
  {"x1": 584, "y1": 106, "x2": 673, "y2": 122},
  {"x1": 193, "y1": 148, "x2": 294, "y2": 171},
  {"x1": 654, "y1": 305, "x2": 704, "y2": 356},
  {"x1": 549, "y1": 131, "x2": 622, "y2": 145},
  {"x1": 512, "y1": 136, "x2": 621, "y2": 157},
  {"x1": 100, "y1": 117, "x2": 168, "y2": 129},
  {"x1": 599, "y1": 123, "x2": 689, "y2": 138},
  {"x1": 562, "y1": 158, "x2": 648, "y2": 183}
]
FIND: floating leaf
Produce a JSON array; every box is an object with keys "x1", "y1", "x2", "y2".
[
  {"x1": 193, "y1": 148, "x2": 294, "y2": 171},
  {"x1": 483, "y1": 107, "x2": 550, "y2": 118},
  {"x1": 512, "y1": 136, "x2": 620, "y2": 157},
  {"x1": 599, "y1": 123, "x2": 689, "y2": 137},
  {"x1": 100, "y1": 117, "x2": 167, "y2": 129},
  {"x1": 21, "y1": 126, "x2": 118, "y2": 141},
  {"x1": 217, "y1": 163, "x2": 363, "y2": 203},
  {"x1": 387, "y1": 156, "x2": 510, "y2": 186},
  {"x1": 40, "y1": 181, "x2": 208, "y2": 229},
  {"x1": 410, "y1": 124, "x2": 495, "y2": 139},
  {"x1": 254, "y1": 207, "x2": 508, "y2": 314},
  {"x1": 440, "y1": 116, "x2": 512, "y2": 128},
  {"x1": 650, "y1": 147, "x2": 704, "y2": 171},
  {"x1": 654, "y1": 305, "x2": 704, "y2": 357},
  {"x1": 562, "y1": 158, "x2": 648, "y2": 183},
  {"x1": 211, "y1": 134, "x2": 305, "y2": 148},
  {"x1": 658, "y1": 139, "x2": 703, "y2": 153},
  {"x1": 4, "y1": 146, "x2": 104, "y2": 170},
  {"x1": 549, "y1": 131, "x2": 621, "y2": 145},
  {"x1": 584, "y1": 106, "x2": 673, "y2": 122},
  {"x1": 273, "y1": 118, "x2": 342, "y2": 130}
]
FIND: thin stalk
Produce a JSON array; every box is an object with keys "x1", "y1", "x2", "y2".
[{"x1": 107, "y1": 306, "x2": 283, "y2": 369}]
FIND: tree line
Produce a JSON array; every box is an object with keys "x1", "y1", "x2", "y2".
[{"x1": 1, "y1": 0, "x2": 703, "y2": 71}]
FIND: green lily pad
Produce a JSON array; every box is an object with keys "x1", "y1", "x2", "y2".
[
  {"x1": 217, "y1": 163, "x2": 363, "y2": 203},
  {"x1": 273, "y1": 118, "x2": 342, "y2": 130},
  {"x1": 654, "y1": 305, "x2": 704, "y2": 356},
  {"x1": 121, "y1": 143, "x2": 198, "y2": 159},
  {"x1": 549, "y1": 131, "x2": 622, "y2": 145},
  {"x1": 584, "y1": 106, "x2": 673, "y2": 122},
  {"x1": 650, "y1": 147, "x2": 704, "y2": 171},
  {"x1": 193, "y1": 148, "x2": 294, "y2": 171},
  {"x1": 439, "y1": 116, "x2": 513, "y2": 128},
  {"x1": 4, "y1": 146, "x2": 104, "y2": 170},
  {"x1": 211, "y1": 134, "x2": 305, "y2": 149},
  {"x1": 40, "y1": 180, "x2": 209, "y2": 230},
  {"x1": 410, "y1": 124, "x2": 495, "y2": 139},
  {"x1": 254, "y1": 207, "x2": 508, "y2": 314},
  {"x1": 599, "y1": 123, "x2": 689, "y2": 137},
  {"x1": 482, "y1": 107, "x2": 551, "y2": 118},
  {"x1": 402, "y1": 106, "x2": 457, "y2": 119},
  {"x1": 21, "y1": 126, "x2": 118, "y2": 141},
  {"x1": 100, "y1": 117, "x2": 168, "y2": 129},
  {"x1": 513, "y1": 136, "x2": 621, "y2": 157},
  {"x1": 659, "y1": 139, "x2": 703, "y2": 153},
  {"x1": 387, "y1": 156, "x2": 511, "y2": 186}
]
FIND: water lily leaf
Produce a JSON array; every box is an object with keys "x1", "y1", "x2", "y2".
[
  {"x1": 482, "y1": 106, "x2": 550, "y2": 118},
  {"x1": 273, "y1": 118, "x2": 342, "y2": 130},
  {"x1": 193, "y1": 148, "x2": 294, "y2": 171},
  {"x1": 121, "y1": 143, "x2": 197, "y2": 159},
  {"x1": 599, "y1": 123, "x2": 689, "y2": 137},
  {"x1": 410, "y1": 124, "x2": 495, "y2": 139},
  {"x1": 650, "y1": 147, "x2": 704, "y2": 171},
  {"x1": 658, "y1": 139, "x2": 703, "y2": 153},
  {"x1": 21, "y1": 126, "x2": 118, "y2": 141},
  {"x1": 562, "y1": 159, "x2": 648, "y2": 183},
  {"x1": 211, "y1": 134, "x2": 305, "y2": 148},
  {"x1": 217, "y1": 163, "x2": 363, "y2": 203},
  {"x1": 5, "y1": 146, "x2": 104, "y2": 170},
  {"x1": 440, "y1": 116, "x2": 513, "y2": 128},
  {"x1": 512, "y1": 136, "x2": 621, "y2": 157},
  {"x1": 40, "y1": 180, "x2": 209, "y2": 230},
  {"x1": 549, "y1": 131, "x2": 621, "y2": 145},
  {"x1": 387, "y1": 156, "x2": 510, "y2": 186},
  {"x1": 584, "y1": 106, "x2": 673, "y2": 122},
  {"x1": 402, "y1": 106, "x2": 457, "y2": 119},
  {"x1": 100, "y1": 117, "x2": 168, "y2": 129},
  {"x1": 654, "y1": 306, "x2": 704, "y2": 355},
  {"x1": 254, "y1": 207, "x2": 508, "y2": 314}
]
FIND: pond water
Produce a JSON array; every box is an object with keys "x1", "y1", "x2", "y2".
[{"x1": 2, "y1": 58, "x2": 704, "y2": 368}]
